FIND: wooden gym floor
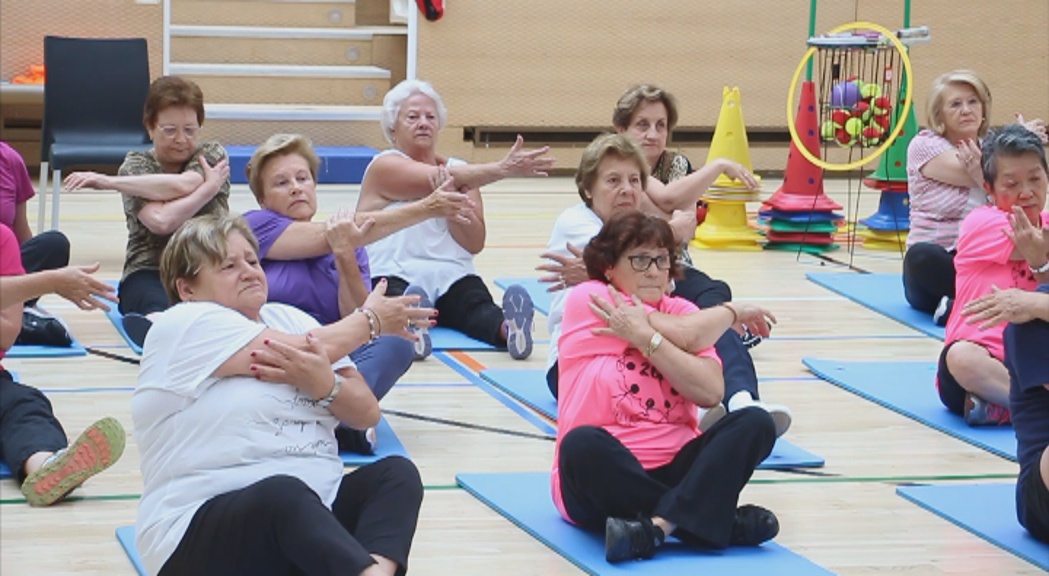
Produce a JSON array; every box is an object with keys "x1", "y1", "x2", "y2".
[{"x1": 0, "y1": 176, "x2": 1040, "y2": 575}]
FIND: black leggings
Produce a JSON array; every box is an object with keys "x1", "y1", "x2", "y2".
[
  {"x1": 160, "y1": 457, "x2": 423, "y2": 576},
  {"x1": 377, "y1": 274, "x2": 506, "y2": 347},
  {"x1": 20, "y1": 231, "x2": 70, "y2": 307},
  {"x1": 118, "y1": 269, "x2": 170, "y2": 316},
  {"x1": 903, "y1": 243, "x2": 956, "y2": 314},
  {"x1": 558, "y1": 407, "x2": 775, "y2": 548},
  {"x1": 0, "y1": 371, "x2": 68, "y2": 484}
]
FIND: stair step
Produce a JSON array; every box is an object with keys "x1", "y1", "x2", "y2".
[
  {"x1": 225, "y1": 144, "x2": 378, "y2": 185},
  {"x1": 170, "y1": 25, "x2": 406, "y2": 39},
  {"x1": 170, "y1": 26, "x2": 405, "y2": 67},
  {"x1": 206, "y1": 103, "x2": 382, "y2": 121},
  {"x1": 171, "y1": 1, "x2": 357, "y2": 28},
  {"x1": 169, "y1": 63, "x2": 390, "y2": 79}
]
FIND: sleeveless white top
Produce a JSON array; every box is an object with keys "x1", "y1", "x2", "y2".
[{"x1": 362, "y1": 149, "x2": 476, "y2": 300}]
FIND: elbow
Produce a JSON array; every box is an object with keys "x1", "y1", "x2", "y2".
[
  {"x1": 361, "y1": 403, "x2": 381, "y2": 429},
  {"x1": 138, "y1": 212, "x2": 181, "y2": 236},
  {"x1": 176, "y1": 172, "x2": 203, "y2": 197}
]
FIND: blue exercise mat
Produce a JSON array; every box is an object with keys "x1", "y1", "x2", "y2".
[
  {"x1": 101, "y1": 282, "x2": 142, "y2": 354},
  {"x1": 430, "y1": 327, "x2": 496, "y2": 351},
  {"x1": 6, "y1": 338, "x2": 87, "y2": 358},
  {"x1": 897, "y1": 483, "x2": 1049, "y2": 571},
  {"x1": 116, "y1": 526, "x2": 146, "y2": 576},
  {"x1": 480, "y1": 369, "x2": 825, "y2": 470},
  {"x1": 340, "y1": 416, "x2": 408, "y2": 466},
  {"x1": 457, "y1": 471, "x2": 836, "y2": 575},
  {"x1": 494, "y1": 278, "x2": 552, "y2": 316},
  {"x1": 806, "y1": 272, "x2": 945, "y2": 340},
  {"x1": 804, "y1": 358, "x2": 1016, "y2": 460}
]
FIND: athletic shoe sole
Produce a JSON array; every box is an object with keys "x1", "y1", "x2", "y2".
[
  {"x1": 21, "y1": 416, "x2": 126, "y2": 507},
  {"x1": 502, "y1": 285, "x2": 534, "y2": 360},
  {"x1": 403, "y1": 285, "x2": 433, "y2": 361}
]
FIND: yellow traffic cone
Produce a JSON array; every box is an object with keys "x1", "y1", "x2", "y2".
[
  {"x1": 705, "y1": 86, "x2": 761, "y2": 190},
  {"x1": 691, "y1": 198, "x2": 762, "y2": 251}
]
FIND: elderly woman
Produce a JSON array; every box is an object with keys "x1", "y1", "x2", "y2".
[
  {"x1": 964, "y1": 284, "x2": 1049, "y2": 544},
  {"x1": 133, "y1": 213, "x2": 432, "y2": 576},
  {"x1": 244, "y1": 133, "x2": 472, "y2": 452},
  {"x1": 553, "y1": 211, "x2": 779, "y2": 564},
  {"x1": 540, "y1": 134, "x2": 790, "y2": 436},
  {"x1": 64, "y1": 75, "x2": 231, "y2": 347},
  {"x1": 903, "y1": 70, "x2": 1047, "y2": 323},
  {"x1": 548, "y1": 85, "x2": 765, "y2": 345},
  {"x1": 939, "y1": 124, "x2": 1049, "y2": 426},
  {"x1": 357, "y1": 79, "x2": 554, "y2": 360}
]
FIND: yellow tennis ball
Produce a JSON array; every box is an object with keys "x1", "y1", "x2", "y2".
[
  {"x1": 860, "y1": 83, "x2": 882, "y2": 100},
  {"x1": 821, "y1": 120, "x2": 839, "y2": 140},
  {"x1": 845, "y1": 117, "x2": 864, "y2": 137}
]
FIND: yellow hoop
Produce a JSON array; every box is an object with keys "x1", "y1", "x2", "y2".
[{"x1": 786, "y1": 21, "x2": 914, "y2": 172}]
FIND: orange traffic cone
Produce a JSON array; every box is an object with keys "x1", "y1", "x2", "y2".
[{"x1": 765, "y1": 81, "x2": 842, "y2": 212}]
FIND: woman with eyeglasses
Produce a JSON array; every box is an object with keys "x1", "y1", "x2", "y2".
[
  {"x1": 541, "y1": 134, "x2": 790, "y2": 439},
  {"x1": 552, "y1": 209, "x2": 780, "y2": 564},
  {"x1": 64, "y1": 76, "x2": 230, "y2": 347}
]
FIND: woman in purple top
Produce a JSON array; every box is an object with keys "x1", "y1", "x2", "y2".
[{"x1": 243, "y1": 133, "x2": 473, "y2": 453}]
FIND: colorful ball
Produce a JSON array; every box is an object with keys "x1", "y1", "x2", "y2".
[
  {"x1": 844, "y1": 117, "x2": 864, "y2": 137},
  {"x1": 853, "y1": 101, "x2": 872, "y2": 122},
  {"x1": 873, "y1": 115, "x2": 891, "y2": 131},
  {"x1": 821, "y1": 120, "x2": 839, "y2": 140},
  {"x1": 836, "y1": 129, "x2": 855, "y2": 147},
  {"x1": 831, "y1": 109, "x2": 851, "y2": 126},
  {"x1": 830, "y1": 81, "x2": 862, "y2": 109},
  {"x1": 873, "y1": 96, "x2": 892, "y2": 115},
  {"x1": 860, "y1": 83, "x2": 882, "y2": 100}
]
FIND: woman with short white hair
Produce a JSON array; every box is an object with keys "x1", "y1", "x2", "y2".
[{"x1": 358, "y1": 79, "x2": 554, "y2": 360}]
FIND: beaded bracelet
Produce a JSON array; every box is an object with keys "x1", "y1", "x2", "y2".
[{"x1": 357, "y1": 307, "x2": 381, "y2": 341}]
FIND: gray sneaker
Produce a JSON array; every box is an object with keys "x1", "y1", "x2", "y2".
[
  {"x1": 403, "y1": 285, "x2": 433, "y2": 361},
  {"x1": 502, "y1": 285, "x2": 534, "y2": 360}
]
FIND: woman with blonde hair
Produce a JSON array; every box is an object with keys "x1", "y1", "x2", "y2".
[
  {"x1": 244, "y1": 133, "x2": 472, "y2": 452},
  {"x1": 133, "y1": 213, "x2": 432, "y2": 576},
  {"x1": 903, "y1": 70, "x2": 1046, "y2": 323}
]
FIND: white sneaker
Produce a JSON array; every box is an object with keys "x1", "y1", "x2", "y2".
[
  {"x1": 932, "y1": 296, "x2": 952, "y2": 327},
  {"x1": 698, "y1": 404, "x2": 727, "y2": 432},
  {"x1": 754, "y1": 401, "x2": 793, "y2": 437}
]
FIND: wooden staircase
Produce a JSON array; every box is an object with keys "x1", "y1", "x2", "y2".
[{"x1": 166, "y1": 0, "x2": 409, "y2": 149}]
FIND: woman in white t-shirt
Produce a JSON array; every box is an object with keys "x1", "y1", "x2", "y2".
[
  {"x1": 357, "y1": 79, "x2": 554, "y2": 361},
  {"x1": 132, "y1": 213, "x2": 434, "y2": 576}
]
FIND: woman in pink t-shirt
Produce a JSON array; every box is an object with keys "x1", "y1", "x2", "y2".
[
  {"x1": 553, "y1": 211, "x2": 778, "y2": 564},
  {"x1": 938, "y1": 124, "x2": 1049, "y2": 426},
  {"x1": 903, "y1": 70, "x2": 1047, "y2": 322}
]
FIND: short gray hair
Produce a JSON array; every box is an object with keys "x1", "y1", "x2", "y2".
[
  {"x1": 380, "y1": 79, "x2": 448, "y2": 144},
  {"x1": 981, "y1": 123, "x2": 1049, "y2": 185}
]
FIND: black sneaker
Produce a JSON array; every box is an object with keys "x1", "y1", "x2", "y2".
[
  {"x1": 122, "y1": 313, "x2": 153, "y2": 349},
  {"x1": 15, "y1": 308, "x2": 72, "y2": 347},
  {"x1": 729, "y1": 505, "x2": 779, "y2": 546},
  {"x1": 740, "y1": 325, "x2": 764, "y2": 349},
  {"x1": 605, "y1": 516, "x2": 664, "y2": 563}
]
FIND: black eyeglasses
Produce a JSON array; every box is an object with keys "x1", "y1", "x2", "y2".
[{"x1": 627, "y1": 254, "x2": 671, "y2": 272}]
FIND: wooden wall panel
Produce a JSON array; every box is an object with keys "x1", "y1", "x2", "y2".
[{"x1": 417, "y1": 0, "x2": 1048, "y2": 131}]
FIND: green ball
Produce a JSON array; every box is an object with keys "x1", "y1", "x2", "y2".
[
  {"x1": 860, "y1": 83, "x2": 882, "y2": 99},
  {"x1": 821, "y1": 120, "x2": 838, "y2": 140},
  {"x1": 845, "y1": 117, "x2": 864, "y2": 137}
]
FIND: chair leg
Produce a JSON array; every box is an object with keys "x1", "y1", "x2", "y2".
[
  {"x1": 37, "y1": 161, "x2": 49, "y2": 233},
  {"x1": 51, "y1": 168, "x2": 62, "y2": 231}
]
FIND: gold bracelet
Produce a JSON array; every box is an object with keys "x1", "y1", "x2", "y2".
[
  {"x1": 643, "y1": 332, "x2": 664, "y2": 358},
  {"x1": 719, "y1": 302, "x2": 738, "y2": 324}
]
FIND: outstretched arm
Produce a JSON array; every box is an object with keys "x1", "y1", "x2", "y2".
[
  {"x1": 644, "y1": 158, "x2": 758, "y2": 215},
  {"x1": 358, "y1": 136, "x2": 554, "y2": 209}
]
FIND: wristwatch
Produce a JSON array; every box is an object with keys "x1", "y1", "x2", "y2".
[{"x1": 318, "y1": 373, "x2": 344, "y2": 409}]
